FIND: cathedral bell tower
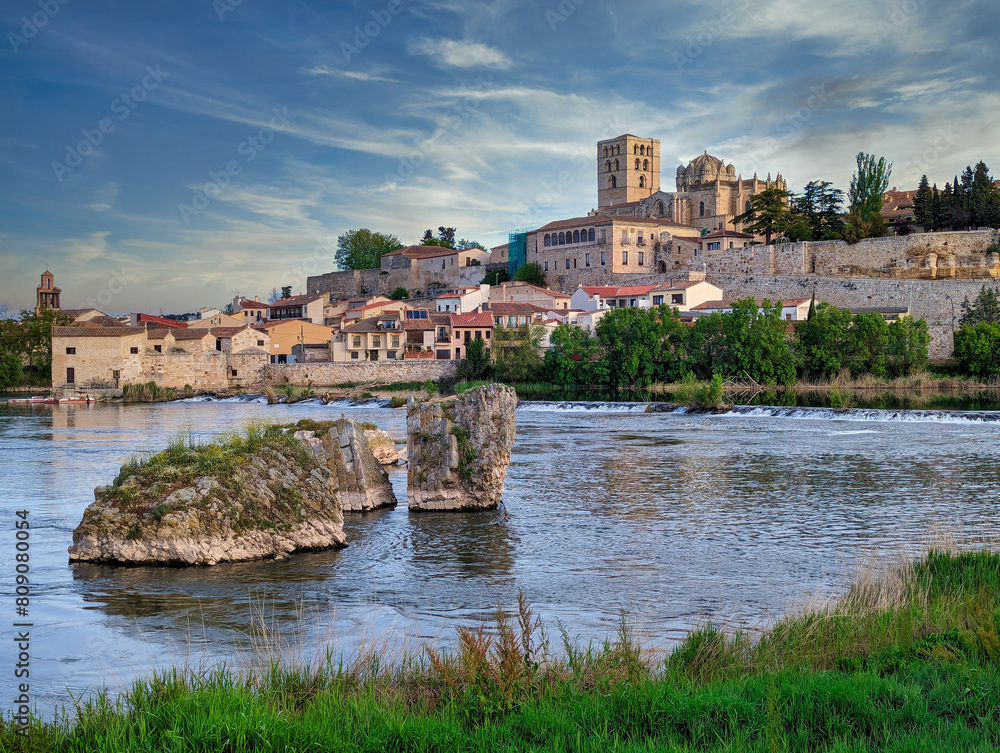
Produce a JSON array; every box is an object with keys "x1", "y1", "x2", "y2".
[{"x1": 597, "y1": 134, "x2": 660, "y2": 209}]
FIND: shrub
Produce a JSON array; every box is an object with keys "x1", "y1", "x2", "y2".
[{"x1": 953, "y1": 322, "x2": 1000, "y2": 376}]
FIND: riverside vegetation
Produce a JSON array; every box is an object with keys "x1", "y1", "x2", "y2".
[{"x1": 4, "y1": 549, "x2": 1000, "y2": 751}]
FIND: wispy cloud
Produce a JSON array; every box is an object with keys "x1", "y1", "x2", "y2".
[
  {"x1": 407, "y1": 38, "x2": 513, "y2": 69},
  {"x1": 302, "y1": 66, "x2": 400, "y2": 83}
]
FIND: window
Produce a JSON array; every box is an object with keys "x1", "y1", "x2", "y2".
[
  {"x1": 231, "y1": 369, "x2": 238, "y2": 377},
  {"x1": 634, "y1": 144, "x2": 638, "y2": 154},
  {"x1": 643, "y1": 159, "x2": 648, "y2": 170},
  {"x1": 573, "y1": 258, "x2": 578, "y2": 268},
  {"x1": 622, "y1": 250, "x2": 628, "y2": 264},
  {"x1": 372, "y1": 336, "x2": 381, "y2": 348},
  {"x1": 216, "y1": 339, "x2": 223, "y2": 351},
  {"x1": 700, "y1": 201, "x2": 705, "y2": 217},
  {"x1": 586, "y1": 253, "x2": 591, "y2": 266},
  {"x1": 475, "y1": 331, "x2": 483, "y2": 340},
  {"x1": 635, "y1": 158, "x2": 640, "y2": 170},
  {"x1": 573, "y1": 229, "x2": 580, "y2": 243},
  {"x1": 130, "y1": 347, "x2": 139, "y2": 354},
  {"x1": 257, "y1": 339, "x2": 265, "y2": 346},
  {"x1": 605, "y1": 160, "x2": 610, "y2": 172},
  {"x1": 639, "y1": 175, "x2": 645, "y2": 188},
  {"x1": 601, "y1": 251, "x2": 606, "y2": 265},
  {"x1": 66, "y1": 347, "x2": 75, "y2": 355},
  {"x1": 565, "y1": 258, "x2": 570, "y2": 269},
  {"x1": 630, "y1": 299, "x2": 637, "y2": 307},
  {"x1": 387, "y1": 351, "x2": 397, "y2": 360},
  {"x1": 638, "y1": 232, "x2": 645, "y2": 245},
  {"x1": 352, "y1": 336, "x2": 361, "y2": 348},
  {"x1": 598, "y1": 228, "x2": 607, "y2": 244},
  {"x1": 391, "y1": 335, "x2": 400, "y2": 348},
  {"x1": 621, "y1": 229, "x2": 629, "y2": 244},
  {"x1": 544, "y1": 261, "x2": 549, "y2": 271},
  {"x1": 154, "y1": 345, "x2": 162, "y2": 353},
  {"x1": 640, "y1": 144, "x2": 645, "y2": 155},
  {"x1": 638, "y1": 252, "x2": 644, "y2": 265},
  {"x1": 544, "y1": 234, "x2": 551, "y2": 247},
  {"x1": 672, "y1": 294, "x2": 684, "y2": 305},
  {"x1": 588, "y1": 228, "x2": 595, "y2": 242},
  {"x1": 614, "y1": 159, "x2": 619, "y2": 171},
  {"x1": 558, "y1": 231, "x2": 565, "y2": 245},
  {"x1": 604, "y1": 146, "x2": 608, "y2": 157},
  {"x1": 112, "y1": 370, "x2": 120, "y2": 380},
  {"x1": 66, "y1": 367, "x2": 74, "y2": 384},
  {"x1": 708, "y1": 242, "x2": 721, "y2": 250},
  {"x1": 351, "y1": 351, "x2": 359, "y2": 360},
  {"x1": 746, "y1": 200, "x2": 752, "y2": 213},
  {"x1": 485, "y1": 330, "x2": 491, "y2": 339},
  {"x1": 610, "y1": 176, "x2": 616, "y2": 188},
  {"x1": 653, "y1": 295, "x2": 664, "y2": 305}
]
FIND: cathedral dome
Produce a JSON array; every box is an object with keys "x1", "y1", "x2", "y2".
[{"x1": 686, "y1": 152, "x2": 724, "y2": 183}]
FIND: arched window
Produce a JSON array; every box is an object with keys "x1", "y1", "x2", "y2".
[
  {"x1": 573, "y1": 229, "x2": 580, "y2": 243},
  {"x1": 558, "y1": 232, "x2": 565, "y2": 245},
  {"x1": 654, "y1": 200, "x2": 665, "y2": 216},
  {"x1": 614, "y1": 159, "x2": 619, "y2": 171},
  {"x1": 745, "y1": 200, "x2": 752, "y2": 213},
  {"x1": 635, "y1": 158, "x2": 640, "y2": 170},
  {"x1": 634, "y1": 144, "x2": 638, "y2": 154},
  {"x1": 643, "y1": 159, "x2": 648, "y2": 170},
  {"x1": 639, "y1": 175, "x2": 646, "y2": 188},
  {"x1": 588, "y1": 228, "x2": 595, "y2": 242},
  {"x1": 544, "y1": 234, "x2": 550, "y2": 247},
  {"x1": 640, "y1": 145, "x2": 645, "y2": 156},
  {"x1": 603, "y1": 147, "x2": 608, "y2": 157},
  {"x1": 606, "y1": 161, "x2": 611, "y2": 173},
  {"x1": 610, "y1": 175, "x2": 616, "y2": 188},
  {"x1": 700, "y1": 201, "x2": 705, "y2": 217}
]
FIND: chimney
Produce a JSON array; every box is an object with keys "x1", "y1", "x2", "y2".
[{"x1": 254, "y1": 296, "x2": 259, "y2": 301}]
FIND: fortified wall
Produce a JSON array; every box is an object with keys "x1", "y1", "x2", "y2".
[{"x1": 254, "y1": 360, "x2": 457, "y2": 388}]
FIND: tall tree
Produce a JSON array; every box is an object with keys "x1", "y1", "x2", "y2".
[
  {"x1": 959, "y1": 286, "x2": 1000, "y2": 327},
  {"x1": 512, "y1": 262, "x2": 546, "y2": 286},
  {"x1": 934, "y1": 184, "x2": 951, "y2": 230},
  {"x1": 456, "y1": 239, "x2": 486, "y2": 250},
  {"x1": 970, "y1": 161, "x2": 1000, "y2": 227},
  {"x1": 267, "y1": 287, "x2": 281, "y2": 304},
  {"x1": 335, "y1": 228, "x2": 403, "y2": 270},
  {"x1": 848, "y1": 152, "x2": 892, "y2": 223},
  {"x1": 793, "y1": 180, "x2": 845, "y2": 238},
  {"x1": 912, "y1": 175, "x2": 934, "y2": 230},
  {"x1": 733, "y1": 186, "x2": 792, "y2": 244}
]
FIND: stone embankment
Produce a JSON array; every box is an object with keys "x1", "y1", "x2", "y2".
[
  {"x1": 406, "y1": 384, "x2": 517, "y2": 511},
  {"x1": 68, "y1": 418, "x2": 396, "y2": 566}
]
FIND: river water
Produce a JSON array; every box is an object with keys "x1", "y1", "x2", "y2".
[{"x1": 2, "y1": 397, "x2": 1000, "y2": 717}]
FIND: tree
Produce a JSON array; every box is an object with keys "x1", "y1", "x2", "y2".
[
  {"x1": 456, "y1": 239, "x2": 486, "y2": 250},
  {"x1": 267, "y1": 287, "x2": 281, "y2": 304},
  {"x1": 954, "y1": 322, "x2": 1000, "y2": 376},
  {"x1": 280, "y1": 286, "x2": 292, "y2": 299},
  {"x1": 969, "y1": 161, "x2": 1000, "y2": 227},
  {"x1": 513, "y1": 262, "x2": 546, "y2": 286},
  {"x1": 492, "y1": 323, "x2": 545, "y2": 382},
  {"x1": 0, "y1": 348, "x2": 22, "y2": 389},
  {"x1": 793, "y1": 180, "x2": 845, "y2": 238},
  {"x1": 481, "y1": 269, "x2": 510, "y2": 286},
  {"x1": 222, "y1": 303, "x2": 235, "y2": 316},
  {"x1": 335, "y1": 228, "x2": 403, "y2": 270},
  {"x1": 418, "y1": 227, "x2": 457, "y2": 248},
  {"x1": 886, "y1": 317, "x2": 929, "y2": 377},
  {"x1": 794, "y1": 301, "x2": 854, "y2": 380},
  {"x1": 912, "y1": 175, "x2": 934, "y2": 230},
  {"x1": 733, "y1": 186, "x2": 792, "y2": 244},
  {"x1": 456, "y1": 337, "x2": 492, "y2": 380},
  {"x1": 0, "y1": 308, "x2": 72, "y2": 383},
  {"x1": 848, "y1": 152, "x2": 892, "y2": 224},
  {"x1": 847, "y1": 313, "x2": 890, "y2": 377},
  {"x1": 959, "y1": 286, "x2": 1000, "y2": 327},
  {"x1": 544, "y1": 324, "x2": 607, "y2": 387},
  {"x1": 387, "y1": 287, "x2": 409, "y2": 301},
  {"x1": 596, "y1": 307, "x2": 665, "y2": 390}
]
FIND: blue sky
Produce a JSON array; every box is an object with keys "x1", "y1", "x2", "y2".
[{"x1": 1, "y1": 0, "x2": 997, "y2": 314}]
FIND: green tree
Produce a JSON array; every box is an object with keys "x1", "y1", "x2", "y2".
[
  {"x1": 1, "y1": 309, "x2": 72, "y2": 382},
  {"x1": 335, "y1": 228, "x2": 404, "y2": 270},
  {"x1": 733, "y1": 186, "x2": 792, "y2": 244},
  {"x1": 0, "y1": 348, "x2": 23, "y2": 389},
  {"x1": 492, "y1": 323, "x2": 545, "y2": 382},
  {"x1": 481, "y1": 269, "x2": 510, "y2": 286},
  {"x1": 794, "y1": 301, "x2": 854, "y2": 380},
  {"x1": 596, "y1": 307, "x2": 665, "y2": 390},
  {"x1": 280, "y1": 286, "x2": 292, "y2": 299},
  {"x1": 958, "y1": 286, "x2": 1000, "y2": 327},
  {"x1": 793, "y1": 180, "x2": 845, "y2": 238},
  {"x1": 544, "y1": 324, "x2": 606, "y2": 387},
  {"x1": 456, "y1": 337, "x2": 492, "y2": 380},
  {"x1": 784, "y1": 218, "x2": 814, "y2": 242},
  {"x1": 886, "y1": 317, "x2": 929, "y2": 377},
  {"x1": 912, "y1": 175, "x2": 934, "y2": 230},
  {"x1": 969, "y1": 161, "x2": 1000, "y2": 227},
  {"x1": 848, "y1": 152, "x2": 893, "y2": 224},
  {"x1": 512, "y1": 262, "x2": 546, "y2": 286},
  {"x1": 847, "y1": 313, "x2": 890, "y2": 377},
  {"x1": 953, "y1": 322, "x2": 1000, "y2": 376},
  {"x1": 387, "y1": 287, "x2": 409, "y2": 301},
  {"x1": 418, "y1": 227, "x2": 458, "y2": 248},
  {"x1": 456, "y1": 239, "x2": 486, "y2": 250}
]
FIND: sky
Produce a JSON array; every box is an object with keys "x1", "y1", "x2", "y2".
[{"x1": 1, "y1": 0, "x2": 998, "y2": 314}]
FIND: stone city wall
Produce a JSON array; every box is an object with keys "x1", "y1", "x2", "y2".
[{"x1": 257, "y1": 359, "x2": 458, "y2": 387}]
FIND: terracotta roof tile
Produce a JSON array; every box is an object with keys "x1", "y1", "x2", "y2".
[{"x1": 52, "y1": 326, "x2": 145, "y2": 338}]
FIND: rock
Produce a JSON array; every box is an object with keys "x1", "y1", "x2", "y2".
[
  {"x1": 406, "y1": 384, "x2": 517, "y2": 511},
  {"x1": 363, "y1": 427, "x2": 406, "y2": 465},
  {"x1": 68, "y1": 418, "x2": 396, "y2": 566}
]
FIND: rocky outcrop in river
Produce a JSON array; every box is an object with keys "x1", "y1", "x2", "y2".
[
  {"x1": 406, "y1": 384, "x2": 517, "y2": 511},
  {"x1": 68, "y1": 418, "x2": 396, "y2": 566}
]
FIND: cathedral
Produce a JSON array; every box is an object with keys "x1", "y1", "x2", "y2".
[{"x1": 593, "y1": 134, "x2": 787, "y2": 235}]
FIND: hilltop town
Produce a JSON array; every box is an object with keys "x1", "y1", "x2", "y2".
[{"x1": 13, "y1": 135, "x2": 1000, "y2": 397}]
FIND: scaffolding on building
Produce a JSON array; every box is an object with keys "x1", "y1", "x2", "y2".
[{"x1": 507, "y1": 230, "x2": 528, "y2": 279}]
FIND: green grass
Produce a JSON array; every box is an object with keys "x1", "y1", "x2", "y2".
[
  {"x1": 121, "y1": 381, "x2": 177, "y2": 403},
  {"x1": 6, "y1": 550, "x2": 1000, "y2": 751}
]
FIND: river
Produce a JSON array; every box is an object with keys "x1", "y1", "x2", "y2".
[{"x1": 2, "y1": 397, "x2": 999, "y2": 717}]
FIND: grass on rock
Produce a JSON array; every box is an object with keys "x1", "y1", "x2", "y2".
[{"x1": 6, "y1": 549, "x2": 1000, "y2": 751}]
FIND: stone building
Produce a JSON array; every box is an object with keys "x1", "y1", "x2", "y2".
[{"x1": 35, "y1": 271, "x2": 62, "y2": 315}]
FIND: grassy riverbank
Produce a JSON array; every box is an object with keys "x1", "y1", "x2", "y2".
[{"x1": 5, "y1": 549, "x2": 1000, "y2": 751}]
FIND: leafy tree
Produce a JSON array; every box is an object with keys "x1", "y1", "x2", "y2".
[
  {"x1": 492, "y1": 323, "x2": 545, "y2": 382},
  {"x1": 0, "y1": 309, "x2": 73, "y2": 383},
  {"x1": 280, "y1": 286, "x2": 292, "y2": 299},
  {"x1": 733, "y1": 186, "x2": 792, "y2": 244},
  {"x1": 419, "y1": 227, "x2": 458, "y2": 248},
  {"x1": 267, "y1": 287, "x2": 281, "y2": 304},
  {"x1": 222, "y1": 303, "x2": 235, "y2": 316},
  {"x1": 481, "y1": 269, "x2": 510, "y2": 286},
  {"x1": 0, "y1": 347, "x2": 23, "y2": 389},
  {"x1": 912, "y1": 175, "x2": 934, "y2": 230},
  {"x1": 847, "y1": 313, "x2": 890, "y2": 377},
  {"x1": 959, "y1": 286, "x2": 1000, "y2": 327},
  {"x1": 969, "y1": 161, "x2": 1000, "y2": 227},
  {"x1": 712, "y1": 299, "x2": 796, "y2": 385},
  {"x1": 335, "y1": 228, "x2": 403, "y2": 270},
  {"x1": 954, "y1": 322, "x2": 1000, "y2": 376},
  {"x1": 513, "y1": 262, "x2": 546, "y2": 286},
  {"x1": 544, "y1": 324, "x2": 606, "y2": 387},
  {"x1": 886, "y1": 317, "x2": 929, "y2": 377},
  {"x1": 794, "y1": 301, "x2": 854, "y2": 380},
  {"x1": 387, "y1": 287, "x2": 409, "y2": 301},
  {"x1": 456, "y1": 239, "x2": 486, "y2": 250},
  {"x1": 848, "y1": 152, "x2": 892, "y2": 224},
  {"x1": 596, "y1": 307, "x2": 666, "y2": 390},
  {"x1": 456, "y1": 337, "x2": 492, "y2": 380},
  {"x1": 420, "y1": 229, "x2": 436, "y2": 245},
  {"x1": 785, "y1": 218, "x2": 814, "y2": 242}
]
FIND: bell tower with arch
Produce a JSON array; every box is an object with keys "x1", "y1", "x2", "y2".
[{"x1": 597, "y1": 134, "x2": 660, "y2": 209}]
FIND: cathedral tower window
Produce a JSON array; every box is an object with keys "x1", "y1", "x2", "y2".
[
  {"x1": 606, "y1": 161, "x2": 611, "y2": 173},
  {"x1": 643, "y1": 159, "x2": 648, "y2": 170},
  {"x1": 635, "y1": 158, "x2": 640, "y2": 170},
  {"x1": 639, "y1": 175, "x2": 646, "y2": 188},
  {"x1": 610, "y1": 176, "x2": 616, "y2": 188},
  {"x1": 700, "y1": 201, "x2": 705, "y2": 217},
  {"x1": 614, "y1": 159, "x2": 619, "y2": 171},
  {"x1": 745, "y1": 200, "x2": 752, "y2": 213},
  {"x1": 634, "y1": 144, "x2": 638, "y2": 154},
  {"x1": 640, "y1": 145, "x2": 645, "y2": 155}
]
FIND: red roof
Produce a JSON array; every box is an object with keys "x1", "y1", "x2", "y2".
[
  {"x1": 269, "y1": 293, "x2": 323, "y2": 307},
  {"x1": 486, "y1": 302, "x2": 549, "y2": 315},
  {"x1": 702, "y1": 230, "x2": 753, "y2": 239},
  {"x1": 135, "y1": 313, "x2": 188, "y2": 328},
  {"x1": 450, "y1": 312, "x2": 494, "y2": 328},
  {"x1": 238, "y1": 299, "x2": 271, "y2": 309},
  {"x1": 581, "y1": 285, "x2": 659, "y2": 297}
]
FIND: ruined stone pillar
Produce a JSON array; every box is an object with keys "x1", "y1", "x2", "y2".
[{"x1": 406, "y1": 384, "x2": 517, "y2": 511}]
